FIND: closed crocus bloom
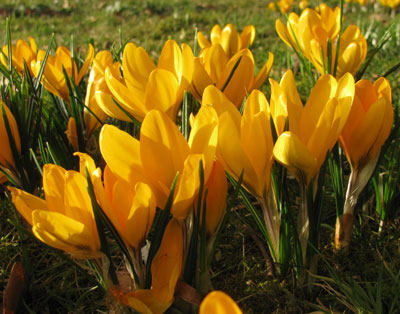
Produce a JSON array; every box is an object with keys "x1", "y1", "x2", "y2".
[
  {"x1": 276, "y1": 5, "x2": 366, "y2": 77},
  {"x1": 113, "y1": 218, "x2": 183, "y2": 314},
  {"x1": 340, "y1": 77, "x2": 393, "y2": 170},
  {"x1": 197, "y1": 24, "x2": 256, "y2": 58},
  {"x1": 0, "y1": 101, "x2": 21, "y2": 171},
  {"x1": 191, "y1": 45, "x2": 273, "y2": 107},
  {"x1": 84, "y1": 50, "x2": 119, "y2": 137},
  {"x1": 335, "y1": 78, "x2": 393, "y2": 250},
  {"x1": 1, "y1": 37, "x2": 37, "y2": 75},
  {"x1": 200, "y1": 291, "x2": 243, "y2": 314},
  {"x1": 8, "y1": 159, "x2": 101, "y2": 259},
  {"x1": 218, "y1": 89, "x2": 274, "y2": 198},
  {"x1": 100, "y1": 106, "x2": 218, "y2": 220},
  {"x1": 277, "y1": 0, "x2": 293, "y2": 13},
  {"x1": 99, "y1": 40, "x2": 193, "y2": 122},
  {"x1": 31, "y1": 44, "x2": 94, "y2": 102},
  {"x1": 273, "y1": 72, "x2": 355, "y2": 186}
]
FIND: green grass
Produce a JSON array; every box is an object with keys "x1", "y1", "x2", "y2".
[{"x1": 0, "y1": 0, "x2": 399, "y2": 313}]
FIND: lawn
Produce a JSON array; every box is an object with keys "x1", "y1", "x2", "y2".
[{"x1": 1, "y1": 0, "x2": 399, "y2": 313}]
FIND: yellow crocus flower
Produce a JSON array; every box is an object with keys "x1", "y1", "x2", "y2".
[
  {"x1": 340, "y1": 77, "x2": 393, "y2": 171},
  {"x1": 200, "y1": 291, "x2": 243, "y2": 314},
  {"x1": 276, "y1": 4, "x2": 367, "y2": 77},
  {"x1": 1, "y1": 37, "x2": 37, "y2": 75},
  {"x1": 8, "y1": 156, "x2": 101, "y2": 259},
  {"x1": 98, "y1": 40, "x2": 193, "y2": 123},
  {"x1": 99, "y1": 106, "x2": 218, "y2": 219},
  {"x1": 335, "y1": 78, "x2": 393, "y2": 250},
  {"x1": 112, "y1": 218, "x2": 183, "y2": 314},
  {"x1": 191, "y1": 45, "x2": 274, "y2": 108},
  {"x1": 31, "y1": 44, "x2": 94, "y2": 102},
  {"x1": 272, "y1": 71, "x2": 355, "y2": 186},
  {"x1": 0, "y1": 101, "x2": 21, "y2": 171},
  {"x1": 197, "y1": 24, "x2": 256, "y2": 58},
  {"x1": 217, "y1": 88, "x2": 274, "y2": 199},
  {"x1": 215, "y1": 88, "x2": 279, "y2": 257}
]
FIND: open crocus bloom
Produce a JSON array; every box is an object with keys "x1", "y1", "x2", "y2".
[
  {"x1": 113, "y1": 218, "x2": 183, "y2": 314},
  {"x1": 197, "y1": 24, "x2": 256, "y2": 58},
  {"x1": 0, "y1": 101, "x2": 21, "y2": 172},
  {"x1": 100, "y1": 106, "x2": 218, "y2": 220},
  {"x1": 1, "y1": 37, "x2": 37, "y2": 75},
  {"x1": 8, "y1": 154, "x2": 101, "y2": 259},
  {"x1": 31, "y1": 44, "x2": 94, "y2": 102},
  {"x1": 200, "y1": 291, "x2": 243, "y2": 314},
  {"x1": 340, "y1": 77, "x2": 393, "y2": 171},
  {"x1": 276, "y1": 4, "x2": 367, "y2": 77},
  {"x1": 273, "y1": 70, "x2": 355, "y2": 186},
  {"x1": 191, "y1": 45, "x2": 273, "y2": 108},
  {"x1": 97, "y1": 40, "x2": 193, "y2": 123}
]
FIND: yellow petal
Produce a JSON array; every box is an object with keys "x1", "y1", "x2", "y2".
[
  {"x1": 252, "y1": 51, "x2": 274, "y2": 91},
  {"x1": 0, "y1": 101, "x2": 21, "y2": 169},
  {"x1": 32, "y1": 210, "x2": 99, "y2": 258},
  {"x1": 43, "y1": 164, "x2": 67, "y2": 215},
  {"x1": 217, "y1": 52, "x2": 254, "y2": 107},
  {"x1": 144, "y1": 69, "x2": 180, "y2": 120},
  {"x1": 8, "y1": 186, "x2": 47, "y2": 226},
  {"x1": 140, "y1": 110, "x2": 190, "y2": 199},
  {"x1": 200, "y1": 291, "x2": 243, "y2": 314},
  {"x1": 197, "y1": 31, "x2": 211, "y2": 49},
  {"x1": 172, "y1": 154, "x2": 202, "y2": 219},
  {"x1": 273, "y1": 132, "x2": 317, "y2": 185},
  {"x1": 190, "y1": 57, "x2": 214, "y2": 100},
  {"x1": 99, "y1": 124, "x2": 144, "y2": 184},
  {"x1": 218, "y1": 111, "x2": 260, "y2": 196},
  {"x1": 240, "y1": 25, "x2": 256, "y2": 49}
]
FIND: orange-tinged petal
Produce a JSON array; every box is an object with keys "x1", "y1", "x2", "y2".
[
  {"x1": 172, "y1": 154, "x2": 202, "y2": 219},
  {"x1": 200, "y1": 291, "x2": 243, "y2": 314},
  {"x1": 181, "y1": 43, "x2": 194, "y2": 87},
  {"x1": 151, "y1": 219, "x2": 183, "y2": 302},
  {"x1": 0, "y1": 101, "x2": 21, "y2": 169},
  {"x1": 203, "y1": 161, "x2": 228, "y2": 235}
]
